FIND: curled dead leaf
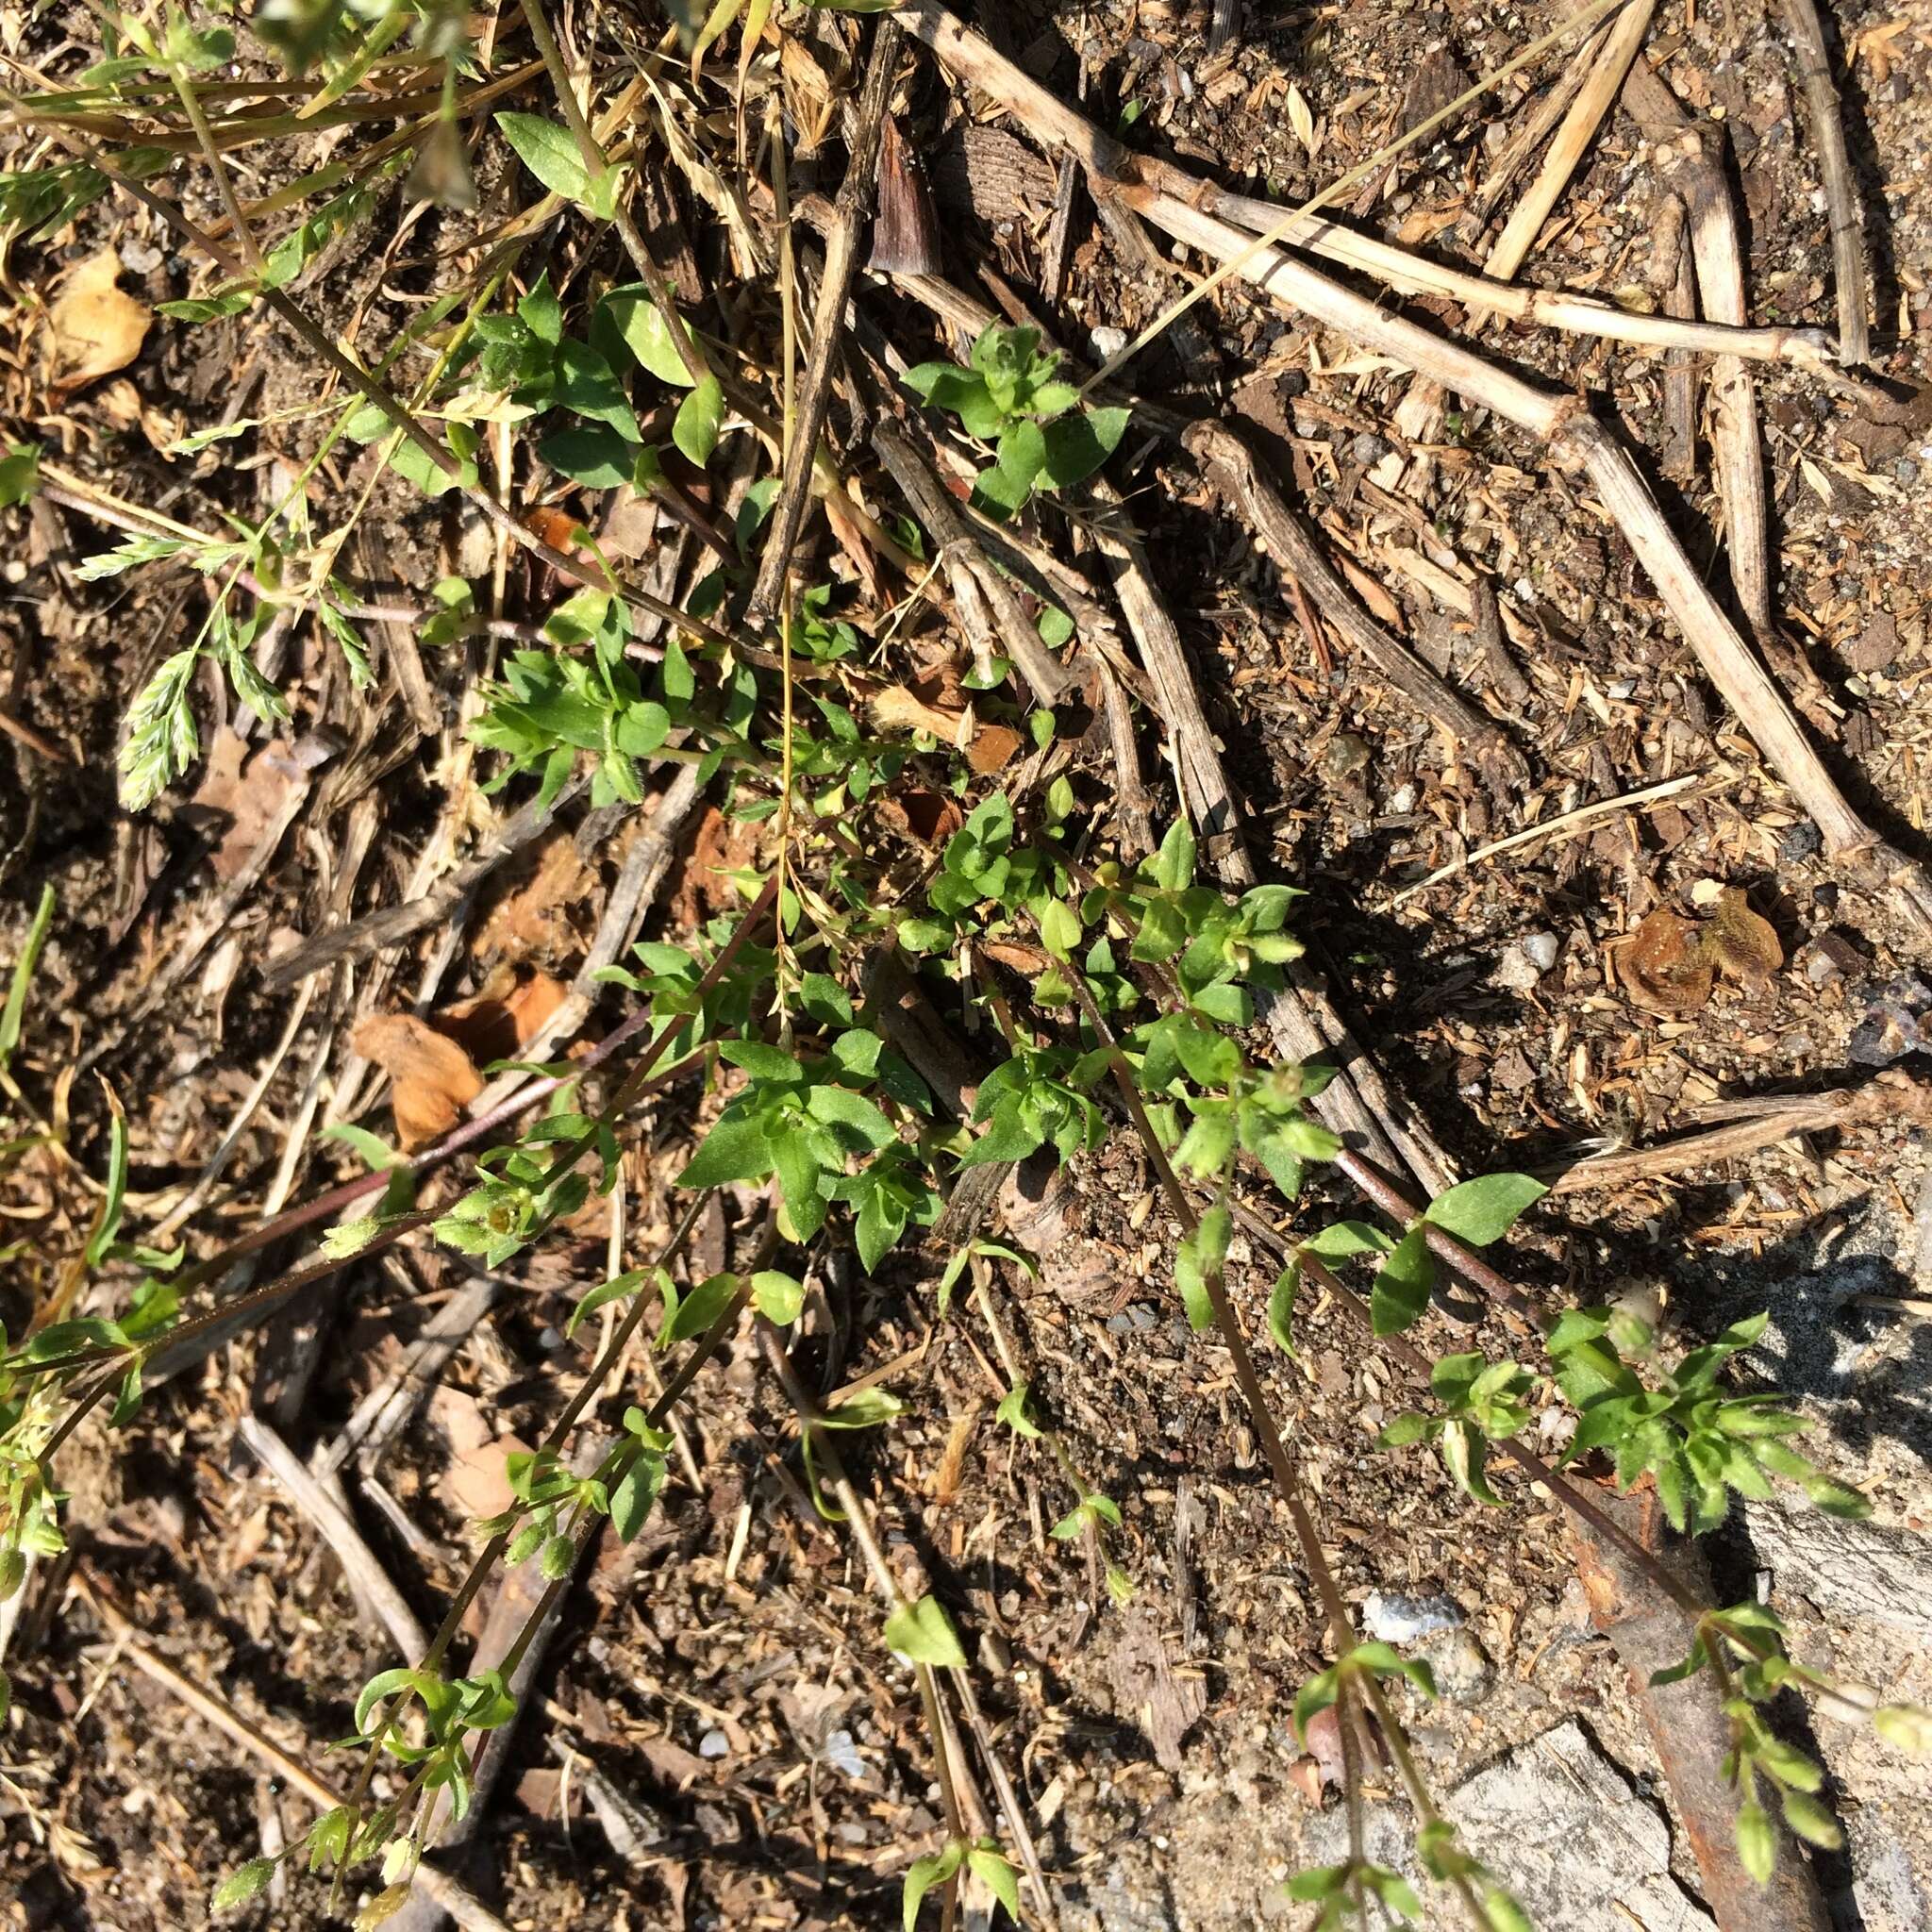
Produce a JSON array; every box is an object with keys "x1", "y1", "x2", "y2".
[
  {"x1": 47, "y1": 247, "x2": 151, "y2": 392},
  {"x1": 1706, "y1": 888, "x2": 1782, "y2": 989},
  {"x1": 870, "y1": 676, "x2": 974, "y2": 750},
  {"x1": 352, "y1": 968, "x2": 565, "y2": 1148},
  {"x1": 351, "y1": 1014, "x2": 484, "y2": 1151},
  {"x1": 435, "y1": 965, "x2": 570, "y2": 1068},
  {"x1": 1620, "y1": 891, "x2": 1783, "y2": 1014},
  {"x1": 187, "y1": 730, "x2": 302, "y2": 884},
  {"x1": 1619, "y1": 908, "x2": 1715, "y2": 1014},
  {"x1": 867, "y1": 668, "x2": 1023, "y2": 774},
  {"x1": 876, "y1": 788, "x2": 964, "y2": 846},
  {"x1": 979, "y1": 940, "x2": 1051, "y2": 974}
]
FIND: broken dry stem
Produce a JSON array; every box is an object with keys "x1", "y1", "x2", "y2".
[
  {"x1": 1622, "y1": 57, "x2": 1777, "y2": 644},
  {"x1": 1776, "y1": 0, "x2": 1871, "y2": 365},
  {"x1": 1483, "y1": 0, "x2": 1657, "y2": 282},
  {"x1": 747, "y1": 17, "x2": 902, "y2": 628}
]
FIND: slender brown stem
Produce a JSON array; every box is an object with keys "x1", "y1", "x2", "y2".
[
  {"x1": 758, "y1": 1315, "x2": 973, "y2": 1905},
  {"x1": 1777, "y1": 0, "x2": 1870, "y2": 365},
  {"x1": 746, "y1": 18, "x2": 902, "y2": 628}
]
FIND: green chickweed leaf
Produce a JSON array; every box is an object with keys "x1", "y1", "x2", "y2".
[
  {"x1": 1174, "y1": 1203, "x2": 1230, "y2": 1332},
  {"x1": 1424, "y1": 1173, "x2": 1548, "y2": 1245},
  {"x1": 211, "y1": 1857, "x2": 278, "y2": 1910},
  {"x1": 884, "y1": 1593, "x2": 968, "y2": 1670},
  {"x1": 996, "y1": 1381, "x2": 1042, "y2": 1439},
  {"x1": 902, "y1": 1841, "x2": 965, "y2": 1932}
]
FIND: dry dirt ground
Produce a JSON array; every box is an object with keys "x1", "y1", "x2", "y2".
[{"x1": 4, "y1": 1, "x2": 1932, "y2": 1929}]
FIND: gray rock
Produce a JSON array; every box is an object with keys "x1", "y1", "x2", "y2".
[
  {"x1": 1303, "y1": 1721, "x2": 1713, "y2": 1931},
  {"x1": 1362, "y1": 1590, "x2": 1462, "y2": 1642},
  {"x1": 1743, "y1": 1499, "x2": 1932, "y2": 1629},
  {"x1": 1492, "y1": 945, "x2": 1543, "y2": 993},
  {"x1": 1841, "y1": 1806, "x2": 1932, "y2": 1932},
  {"x1": 698, "y1": 1727, "x2": 729, "y2": 1759},
  {"x1": 1450, "y1": 1723, "x2": 1713, "y2": 1931}
]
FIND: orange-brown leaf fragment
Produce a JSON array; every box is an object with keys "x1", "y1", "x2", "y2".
[
  {"x1": 1706, "y1": 889, "x2": 1782, "y2": 989},
  {"x1": 188, "y1": 729, "x2": 301, "y2": 883},
  {"x1": 1620, "y1": 908, "x2": 1715, "y2": 1013},
  {"x1": 47, "y1": 247, "x2": 151, "y2": 392},
  {"x1": 868, "y1": 667, "x2": 1022, "y2": 773},
  {"x1": 877, "y1": 789, "x2": 964, "y2": 846},
  {"x1": 869, "y1": 676, "x2": 974, "y2": 749},
  {"x1": 351, "y1": 1014, "x2": 484, "y2": 1150},
  {"x1": 434, "y1": 966, "x2": 570, "y2": 1068},
  {"x1": 963, "y1": 723, "x2": 1023, "y2": 775}
]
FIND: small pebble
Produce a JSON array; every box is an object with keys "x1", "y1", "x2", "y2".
[
  {"x1": 1362, "y1": 1590, "x2": 1463, "y2": 1643},
  {"x1": 1089, "y1": 325, "x2": 1129, "y2": 360},
  {"x1": 1388, "y1": 782, "x2": 1417, "y2": 814},
  {"x1": 698, "y1": 1729, "x2": 729, "y2": 1760},
  {"x1": 120, "y1": 240, "x2": 163, "y2": 275},
  {"x1": 1419, "y1": 1627, "x2": 1495, "y2": 1705},
  {"x1": 1804, "y1": 944, "x2": 1843, "y2": 988},
  {"x1": 1896, "y1": 457, "x2": 1919, "y2": 487},
  {"x1": 824, "y1": 1730, "x2": 864, "y2": 1778},
  {"x1": 1321, "y1": 732, "x2": 1370, "y2": 779},
  {"x1": 1349, "y1": 431, "x2": 1389, "y2": 465},
  {"x1": 1523, "y1": 931, "x2": 1560, "y2": 973},
  {"x1": 1492, "y1": 946, "x2": 1541, "y2": 994}
]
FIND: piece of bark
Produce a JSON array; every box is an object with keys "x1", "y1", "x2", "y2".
[{"x1": 1568, "y1": 1486, "x2": 1832, "y2": 1932}]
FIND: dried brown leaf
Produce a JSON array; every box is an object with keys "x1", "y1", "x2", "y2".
[
  {"x1": 48, "y1": 248, "x2": 150, "y2": 391},
  {"x1": 435, "y1": 966, "x2": 571, "y2": 1067},
  {"x1": 870, "y1": 677, "x2": 974, "y2": 749},
  {"x1": 869, "y1": 669, "x2": 1022, "y2": 774},
  {"x1": 673, "y1": 804, "x2": 763, "y2": 926},
  {"x1": 351, "y1": 1014, "x2": 483, "y2": 1150},
  {"x1": 1620, "y1": 909, "x2": 1715, "y2": 1014},
  {"x1": 187, "y1": 730, "x2": 302, "y2": 883},
  {"x1": 477, "y1": 833, "x2": 594, "y2": 960},
  {"x1": 877, "y1": 789, "x2": 964, "y2": 846}
]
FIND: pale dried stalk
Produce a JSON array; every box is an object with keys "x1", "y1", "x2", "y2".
[
  {"x1": 1463, "y1": 17, "x2": 1614, "y2": 234},
  {"x1": 237, "y1": 1413, "x2": 430, "y2": 1658},
  {"x1": 1485, "y1": 0, "x2": 1657, "y2": 280},
  {"x1": 898, "y1": 2, "x2": 1932, "y2": 931},
  {"x1": 1546, "y1": 1074, "x2": 1932, "y2": 1193},
  {"x1": 1201, "y1": 174, "x2": 1840, "y2": 373},
  {"x1": 1777, "y1": 0, "x2": 1871, "y2": 366},
  {"x1": 1088, "y1": 490, "x2": 1460, "y2": 1196},
  {"x1": 1621, "y1": 59, "x2": 1776, "y2": 644}
]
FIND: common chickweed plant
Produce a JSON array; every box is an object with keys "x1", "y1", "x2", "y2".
[{"x1": 0, "y1": 5, "x2": 1924, "y2": 1928}]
